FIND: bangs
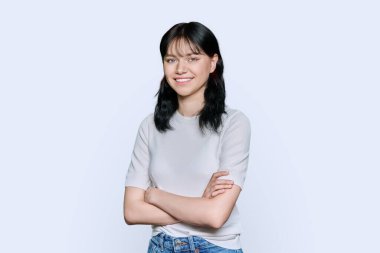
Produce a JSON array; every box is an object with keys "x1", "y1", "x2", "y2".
[{"x1": 166, "y1": 36, "x2": 203, "y2": 56}]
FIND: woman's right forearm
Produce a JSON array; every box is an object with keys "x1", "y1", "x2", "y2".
[
  {"x1": 124, "y1": 186, "x2": 180, "y2": 226},
  {"x1": 124, "y1": 200, "x2": 180, "y2": 226}
]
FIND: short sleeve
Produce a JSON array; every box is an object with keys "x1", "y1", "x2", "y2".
[
  {"x1": 124, "y1": 115, "x2": 152, "y2": 190},
  {"x1": 219, "y1": 111, "x2": 251, "y2": 190}
]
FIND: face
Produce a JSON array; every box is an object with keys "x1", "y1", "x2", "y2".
[{"x1": 163, "y1": 39, "x2": 218, "y2": 103}]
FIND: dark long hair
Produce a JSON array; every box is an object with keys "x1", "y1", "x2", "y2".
[{"x1": 154, "y1": 21, "x2": 226, "y2": 135}]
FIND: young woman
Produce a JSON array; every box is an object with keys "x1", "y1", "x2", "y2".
[{"x1": 124, "y1": 21, "x2": 251, "y2": 253}]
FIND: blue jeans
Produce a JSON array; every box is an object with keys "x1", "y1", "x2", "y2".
[{"x1": 147, "y1": 232, "x2": 243, "y2": 253}]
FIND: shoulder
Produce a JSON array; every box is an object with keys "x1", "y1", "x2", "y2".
[
  {"x1": 223, "y1": 106, "x2": 251, "y2": 130},
  {"x1": 144, "y1": 112, "x2": 154, "y2": 123},
  {"x1": 218, "y1": 106, "x2": 251, "y2": 142},
  {"x1": 135, "y1": 112, "x2": 155, "y2": 135},
  {"x1": 138, "y1": 112, "x2": 154, "y2": 127}
]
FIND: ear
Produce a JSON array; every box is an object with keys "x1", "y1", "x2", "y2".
[{"x1": 209, "y1": 53, "x2": 219, "y2": 73}]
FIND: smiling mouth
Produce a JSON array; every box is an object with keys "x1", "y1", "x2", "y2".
[{"x1": 175, "y1": 78, "x2": 193, "y2": 83}]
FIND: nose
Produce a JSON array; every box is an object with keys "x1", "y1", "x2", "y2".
[{"x1": 175, "y1": 60, "x2": 187, "y2": 74}]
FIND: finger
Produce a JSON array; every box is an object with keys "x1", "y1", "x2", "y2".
[
  {"x1": 203, "y1": 192, "x2": 211, "y2": 199},
  {"x1": 212, "y1": 171, "x2": 229, "y2": 181},
  {"x1": 211, "y1": 189, "x2": 225, "y2": 197},
  {"x1": 210, "y1": 182, "x2": 233, "y2": 189},
  {"x1": 212, "y1": 184, "x2": 233, "y2": 191},
  {"x1": 215, "y1": 179, "x2": 234, "y2": 185},
  {"x1": 210, "y1": 182, "x2": 233, "y2": 191},
  {"x1": 217, "y1": 170, "x2": 230, "y2": 175}
]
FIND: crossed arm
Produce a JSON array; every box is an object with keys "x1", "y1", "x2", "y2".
[
  {"x1": 124, "y1": 112, "x2": 250, "y2": 229},
  {"x1": 123, "y1": 171, "x2": 241, "y2": 229}
]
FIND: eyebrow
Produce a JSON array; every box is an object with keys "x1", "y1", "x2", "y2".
[{"x1": 165, "y1": 53, "x2": 201, "y2": 58}]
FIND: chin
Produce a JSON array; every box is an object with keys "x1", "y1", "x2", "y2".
[
  {"x1": 170, "y1": 86, "x2": 191, "y2": 94},
  {"x1": 176, "y1": 92, "x2": 192, "y2": 97}
]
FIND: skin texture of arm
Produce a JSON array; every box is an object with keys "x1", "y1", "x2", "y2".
[
  {"x1": 124, "y1": 171, "x2": 234, "y2": 227},
  {"x1": 144, "y1": 185, "x2": 241, "y2": 229},
  {"x1": 123, "y1": 186, "x2": 179, "y2": 225}
]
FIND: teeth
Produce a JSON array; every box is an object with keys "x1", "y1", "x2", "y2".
[{"x1": 176, "y1": 78, "x2": 192, "y2": 82}]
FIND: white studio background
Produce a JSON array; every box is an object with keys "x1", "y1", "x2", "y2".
[{"x1": 0, "y1": 1, "x2": 379, "y2": 253}]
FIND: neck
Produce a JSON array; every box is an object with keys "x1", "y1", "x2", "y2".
[{"x1": 177, "y1": 97, "x2": 205, "y2": 117}]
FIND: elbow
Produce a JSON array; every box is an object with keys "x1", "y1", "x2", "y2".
[
  {"x1": 124, "y1": 208, "x2": 137, "y2": 225},
  {"x1": 124, "y1": 217, "x2": 133, "y2": 226},
  {"x1": 208, "y1": 218, "x2": 226, "y2": 229},
  {"x1": 206, "y1": 210, "x2": 228, "y2": 229}
]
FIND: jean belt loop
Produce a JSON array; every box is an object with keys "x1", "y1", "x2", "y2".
[
  {"x1": 159, "y1": 232, "x2": 165, "y2": 251},
  {"x1": 187, "y1": 235, "x2": 195, "y2": 251}
]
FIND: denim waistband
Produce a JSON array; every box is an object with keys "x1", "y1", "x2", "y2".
[{"x1": 150, "y1": 232, "x2": 214, "y2": 252}]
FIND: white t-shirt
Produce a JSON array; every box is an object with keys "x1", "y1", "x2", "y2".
[{"x1": 125, "y1": 105, "x2": 251, "y2": 249}]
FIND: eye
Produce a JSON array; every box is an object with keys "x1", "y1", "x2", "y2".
[
  {"x1": 187, "y1": 57, "x2": 199, "y2": 62},
  {"x1": 165, "y1": 58, "x2": 176, "y2": 63}
]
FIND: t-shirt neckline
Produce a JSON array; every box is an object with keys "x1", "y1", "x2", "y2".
[{"x1": 174, "y1": 109, "x2": 200, "y2": 123}]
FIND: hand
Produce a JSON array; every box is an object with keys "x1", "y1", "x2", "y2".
[
  {"x1": 202, "y1": 171, "x2": 234, "y2": 199},
  {"x1": 144, "y1": 186, "x2": 158, "y2": 204}
]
